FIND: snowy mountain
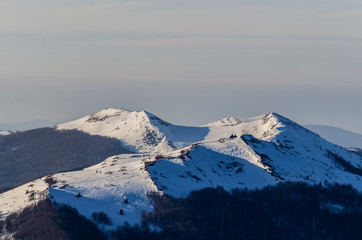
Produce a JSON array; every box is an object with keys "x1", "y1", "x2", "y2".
[
  {"x1": 57, "y1": 108, "x2": 207, "y2": 153},
  {"x1": 304, "y1": 124, "x2": 362, "y2": 149},
  {"x1": 1, "y1": 108, "x2": 361, "y2": 230}
]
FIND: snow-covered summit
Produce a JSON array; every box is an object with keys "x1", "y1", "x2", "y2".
[
  {"x1": 2, "y1": 108, "x2": 361, "y2": 229},
  {"x1": 56, "y1": 108, "x2": 362, "y2": 186},
  {"x1": 57, "y1": 109, "x2": 281, "y2": 153},
  {"x1": 203, "y1": 117, "x2": 243, "y2": 127},
  {"x1": 57, "y1": 108, "x2": 174, "y2": 153}
]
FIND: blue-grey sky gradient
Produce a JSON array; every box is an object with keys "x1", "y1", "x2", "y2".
[{"x1": 1, "y1": 0, "x2": 362, "y2": 133}]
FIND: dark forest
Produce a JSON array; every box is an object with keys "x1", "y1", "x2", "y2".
[
  {"x1": 1, "y1": 182, "x2": 361, "y2": 240},
  {"x1": 0, "y1": 128, "x2": 131, "y2": 193}
]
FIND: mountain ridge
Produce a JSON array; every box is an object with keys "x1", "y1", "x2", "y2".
[
  {"x1": 0, "y1": 119, "x2": 58, "y2": 131},
  {"x1": 1, "y1": 108, "x2": 361, "y2": 230},
  {"x1": 304, "y1": 124, "x2": 362, "y2": 149}
]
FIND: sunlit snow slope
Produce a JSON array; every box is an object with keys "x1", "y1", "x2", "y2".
[
  {"x1": 0, "y1": 130, "x2": 12, "y2": 136},
  {"x1": 1, "y1": 108, "x2": 361, "y2": 228}
]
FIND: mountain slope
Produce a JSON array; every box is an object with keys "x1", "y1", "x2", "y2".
[
  {"x1": 0, "y1": 128, "x2": 131, "y2": 193},
  {"x1": 57, "y1": 108, "x2": 175, "y2": 153},
  {"x1": 1, "y1": 108, "x2": 362, "y2": 230},
  {"x1": 147, "y1": 145, "x2": 277, "y2": 198},
  {"x1": 304, "y1": 124, "x2": 362, "y2": 149},
  {"x1": 241, "y1": 114, "x2": 362, "y2": 186}
]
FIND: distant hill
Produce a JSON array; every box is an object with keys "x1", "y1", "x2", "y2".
[
  {"x1": 0, "y1": 119, "x2": 58, "y2": 131},
  {"x1": 304, "y1": 125, "x2": 362, "y2": 149}
]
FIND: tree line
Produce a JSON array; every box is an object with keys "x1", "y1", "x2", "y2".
[
  {"x1": 1, "y1": 182, "x2": 361, "y2": 239},
  {"x1": 113, "y1": 182, "x2": 362, "y2": 240}
]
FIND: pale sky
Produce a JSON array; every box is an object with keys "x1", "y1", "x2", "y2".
[{"x1": 1, "y1": 0, "x2": 362, "y2": 133}]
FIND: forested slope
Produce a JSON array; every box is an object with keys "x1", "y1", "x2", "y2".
[{"x1": 0, "y1": 128, "x2": 131, "y2": 193}]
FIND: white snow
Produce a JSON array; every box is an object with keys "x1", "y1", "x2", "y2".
[
  {"x1": 147, "y1": 145, "x2": 278, "y2": 198},
  {"x1": 0, "y1": 130, "x2": 12, "y2": 136},
  {"x1": 49, "y1": 154, "x2": 159, "y2": 227},
  {"x1": 57, "y1": 108, "x2": 172, "y2": 153},
  {"x1": 1, "y1": 108, "x2": 362, "y2": 229},
  {"x1": 0, "y1": 154, "x2": 159, "y2": 227},
  {"x1": 0, "y1": 178, "x2": 48, "y2": 219}
]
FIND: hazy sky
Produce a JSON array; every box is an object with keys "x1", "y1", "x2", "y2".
[{"x1": 1, "y1": 0, "x2": 362, "y2": 133}]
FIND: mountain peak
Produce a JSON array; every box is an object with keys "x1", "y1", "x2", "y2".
[
  {"x1": 266, "y1": 112, "x2": 302, "y2": 125},
  {"x1": 266, "y1": 112, "x2": 289, "y2": 122},
  {"x1": 2, "y1": 108, "x2": 362, "y2": 230},
  {"x1": 57, "y1": 108, "x2": 173, "y2": 153},
  {"x1": 83, "y1": 108, "x2": 130, "y2": 123},
  {"x1": 93, "y1": 107, "x2": 131, "y2": 116},
  {"x1": 203, "y1": 117, "x2": 242, "y2": 127},
  {"x1": 103, "y1": 107, "x2": 131, "y2": 112},
  {"x1": 141, "y1": 111, "x2": 170, "y2": 127}
]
